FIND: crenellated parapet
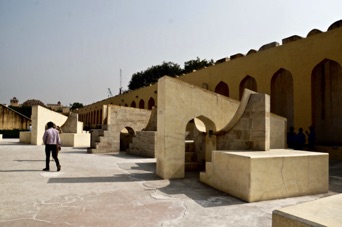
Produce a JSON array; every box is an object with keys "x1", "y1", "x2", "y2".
[{"x1": 212, "y1": 19, "x2": 342, "y2": 64}]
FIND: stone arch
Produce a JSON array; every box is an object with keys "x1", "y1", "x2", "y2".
[
  {"x1": 148, "y1": 97, "x2": 155, "y2": 110},
  {"x1": 271, "y1": 68, "x2": 294, "y2": 128},
  {"x1": 214, "y1": 81, "x2": 229, "y2": 97},
  {"x1": 239, "y1": 76, "x2": 257, "y2": 100},
  {"x1": 120, "y1": 127, "x2": 135, "y2": 151},
  {"x1": 185, "y1": 116, "x2": 217, "y2": 172},
  {"x1": 139, "y1": 99, "x2": 145, "y2": 109},
  {"x1": 311, "y1": 59, "x2": 342, "y2": 145},
  {"x1": 157, "y1": 77, "x2": 240, "y2": 179},
  {"x1": 131, "y1": 101, "x2": 136, "y2": 108}
]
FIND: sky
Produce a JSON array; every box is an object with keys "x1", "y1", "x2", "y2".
[{"x1": 0, "y1": 0, "x2": 341, "y2": 106}]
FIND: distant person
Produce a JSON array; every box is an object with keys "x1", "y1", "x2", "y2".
[
  {"x1": 306, "y1": 126, "x2": 316, "y2": 151},
  {"x1": 287, "y1": 126, "x2": 297, "y2": 149},
  {"x1": 42, "y1": 121, "x2": 61, "y2": 171},
  {"x1": 28, "y1": 124, "x2": 32, "y2": 131},
  {"x1": 296, "y1": 128, "x2": 306, "y2": 150}
]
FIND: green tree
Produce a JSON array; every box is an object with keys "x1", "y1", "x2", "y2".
[
  {"x1": 70, "y1": 102, "x2": 84, "y2": 110},
  {"x1": 128, "y1": 61, "x2": 182, "y2": 90},
  {"x1": 183, "y1": 57, "x2": 214, "y2": 74}
]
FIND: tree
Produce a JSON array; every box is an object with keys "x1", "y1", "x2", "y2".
[
  {"x1": 183, "y1": 57, "x2": 214, "y2": 74},
  {"x1": 70, "y1": 102, "x2": 84, "y2": 110},
  {"x1": 128, "y1": 61, "x2": 182, "y2": 90}
]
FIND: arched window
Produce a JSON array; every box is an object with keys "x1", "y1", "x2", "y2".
[
  {"x1": 214, "y1": 81, "x2": 229, "y2": 97},
  {"x1": 312, "y1": 59, "x2": 342, "y2": 145},
  {"x1": 148, "y1": 97, "x2": 155, "y2": 110},
  {"x1": 131, "y1": 101, "x2": 136, "y2": 108},
  {"x1": 139, "y1": 99, "x2": 145, "y2": 109},
  {"x1": 271, "y1": 68, "x2": 294, "y2": 128},
  {"x1": 239, "y1": 76, "x2": 257, "y2": 100}
]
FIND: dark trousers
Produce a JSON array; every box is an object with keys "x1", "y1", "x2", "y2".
[{"x1": 45, "y1": 144, "x2": 60, "y2": 169}]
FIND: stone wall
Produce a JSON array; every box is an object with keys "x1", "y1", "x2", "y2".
[
  {"x1": 88, "y1": 105, "x2": 151, "y2": 153},
  {"x1": 127, "y1": 131, "x2": 157, "y2": 158},
  {"x1": 61, "y1": 112, "x2": 83, "y2": 133},
  {"x1": 0, "y1": 104, "x2": 31, "y2": 130},
  {"x1": 216, "y1": 93, "x2": 270, "y2": 151}
]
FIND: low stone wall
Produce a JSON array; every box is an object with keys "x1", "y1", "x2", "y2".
[
  {"x1": 19, "y1": 131, "x2": 31, "y2": 144},
  {"x1": 60, "y1": 133, "x2": 90, "y2": 147},
  {"x1": 127, "y1": 131, "x2": 156, "y2": 158}
]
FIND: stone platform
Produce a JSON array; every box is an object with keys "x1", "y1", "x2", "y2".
[
  {"x1": 200, "y1": 149, "x2": 329, "y2": 202},
  {"x1": 273, "y1": 193, "x2": 342, "y2": 226}
]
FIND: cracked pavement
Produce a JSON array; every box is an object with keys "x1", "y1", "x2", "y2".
[{"x1": 0, "y1": 139, "x2": 341, "y2": 227}]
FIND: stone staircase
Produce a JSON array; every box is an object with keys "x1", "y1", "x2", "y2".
[{"x1": 87, "y1": 126, "x2": 118, "y2": 153}]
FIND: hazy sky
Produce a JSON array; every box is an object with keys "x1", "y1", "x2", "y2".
[{"x1": 0, "y1": 0, "x2": 341, "y2": 106}]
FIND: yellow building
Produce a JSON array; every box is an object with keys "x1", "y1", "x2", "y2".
[{"x1": 78, "y1": 20, "x2": 342, "y2": 146}]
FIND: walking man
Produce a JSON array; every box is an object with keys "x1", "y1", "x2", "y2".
[{"x1": 42, "y1": 121, "x2": 61, "y2": 171}]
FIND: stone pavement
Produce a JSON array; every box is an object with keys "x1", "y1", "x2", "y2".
[{"x1": 0, "y1": 139, "x2": 341, "y2": 227}]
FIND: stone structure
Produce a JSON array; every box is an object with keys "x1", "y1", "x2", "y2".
[
  {"x1": 200, "y1": 150, "x2": 328, "y2": 202},
  {"x1": 78, "y1": 20, "x2": 342, "y2": 150},
  {"x1": 19, "y1": 105, "x2": 89, "y2": 147},
  {"x1": 0, "y1": 103, "x2": 31, "y2": 130},
  {"x1": 127, "y1": 131, "x2": 157, "y2": 158},
  {"x1": 272, "y1": 193, "x2": 342, "y2": 226},
  {"x1": 155, "y1": 76, "x2": 327, "y2": 203},
  {"x1": 10, "y1": 97, "x2": 19, "y2": 107},
  {"x1": 87, "y1": 105, "x2": 151, "y2": 153}
]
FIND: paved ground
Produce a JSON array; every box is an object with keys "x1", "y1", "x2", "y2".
[{"x1": 0, "y1": 139, "x2": 341, "y2": 227}]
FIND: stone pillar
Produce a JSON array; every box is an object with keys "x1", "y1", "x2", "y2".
[{"x1": 205, "y1": 134, "x2": 216, "y2": 162}]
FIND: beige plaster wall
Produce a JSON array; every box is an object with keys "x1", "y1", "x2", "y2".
[
  {"x1": 79, "y1": 23, "x2": 342, "y2": 141},
  {"x1": 156, "y1": 76, "x2": 240, "y2": 179}
]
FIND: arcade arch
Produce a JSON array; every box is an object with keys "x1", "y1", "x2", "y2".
[
  {"x1": 214, "y1": 81, "x2": 229, "y2": 97},
  {"x1": 271, "y1": 68, "x2": 294, "y2": 129},
  {"x1": 139, "y1": 99, "x2": 145, "y2": 109},
  {"x1": 184, "y1": 116, "x2": 216, "y2": 172},
  {"x1": 239, "y1": 76, "x2": 257, "y2": 100},
  {"x1": 120, "y1": 127, "x2": 135, "y2": 151},
  {"x1": 148, "y1": 97, "x2": 155, "y2": 110},
  {"x1": 311, "y1": 59, "x2": 342, "y2": 145}
]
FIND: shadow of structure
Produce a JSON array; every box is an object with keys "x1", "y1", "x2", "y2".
[
  {"x1": 329, "y1": 160, "x2": 342, "y2": 193},
  {"x1": 47, "y1": 161, "x2": 245, "y2": 208}
]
